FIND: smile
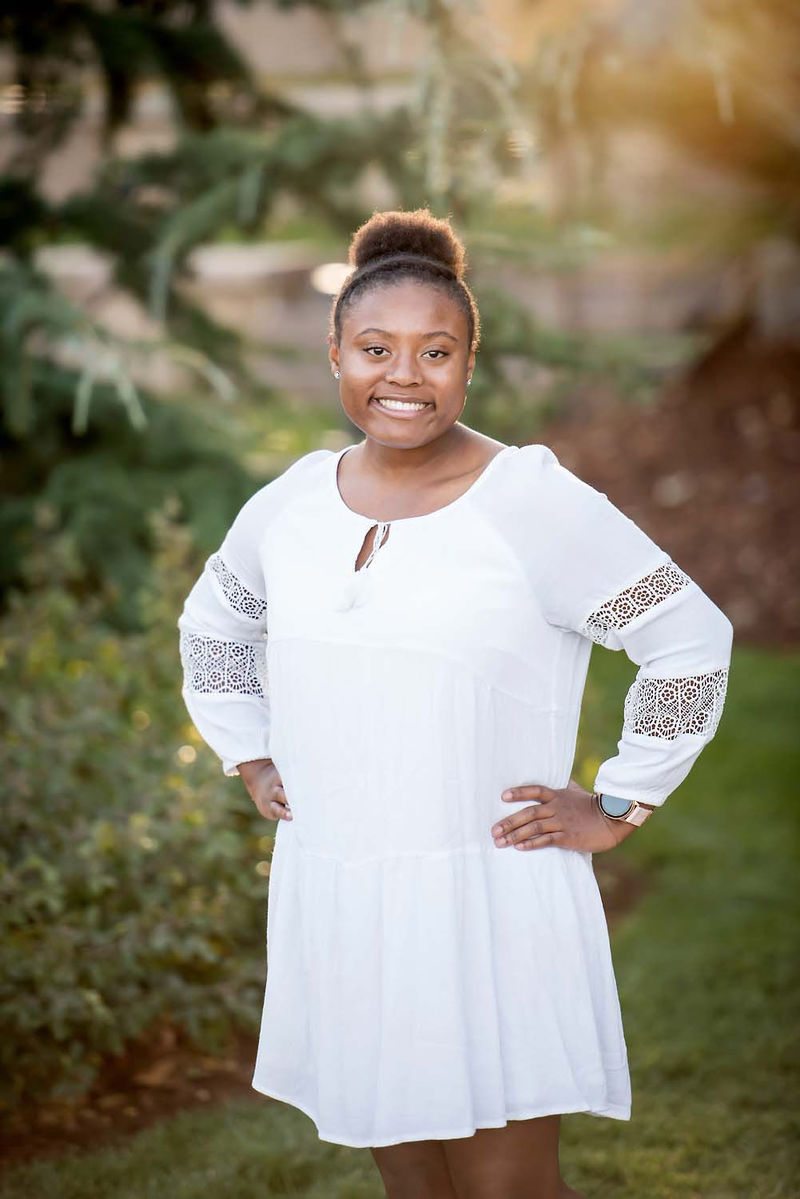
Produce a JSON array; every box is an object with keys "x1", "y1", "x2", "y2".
[{"x1": 372, "y1": 398, "x2": 433, "y2": 414}]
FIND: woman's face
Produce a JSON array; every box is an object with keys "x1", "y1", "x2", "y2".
[{"x1": 329, "y1": 278, "x2": 476, "y2": 449}]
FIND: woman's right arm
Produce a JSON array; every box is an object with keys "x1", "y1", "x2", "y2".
[
  {"x1": 178, "y1": 448, "x2": 331, "y2": 820},
  {"x1": 177, "y1": 488, "x2": 290, "y2": 820}
]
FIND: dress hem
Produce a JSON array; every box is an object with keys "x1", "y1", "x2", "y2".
[{"x1": 250, "y1": 1079, "x2": 631, "y2": 1148}]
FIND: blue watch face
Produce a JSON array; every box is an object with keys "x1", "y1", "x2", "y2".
[{"x1": 599, "y1": 793, "x2": 633, "y2": 818}]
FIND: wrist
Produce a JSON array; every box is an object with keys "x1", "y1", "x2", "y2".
[
  {"x1": 237, "y1": 757, "x2": 275, "y2": 783},
  {"x1": 593, "y1": 790, "x2": 655, "y2": 827}
]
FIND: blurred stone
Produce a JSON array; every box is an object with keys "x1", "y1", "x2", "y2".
[
  {"x1": 741, "y1": 473, "x2": 769, "y2": 505},
  {"x1": 754, "y1": 239, "x2": 800, "y2": 344},
  {"x1": 726, "y1": 596, "x2": 759, "y2": 630},
  {"x1": 132, "y1": 1057, "x2": 179, "y2": 1088},
  {"x1": 767, "y1": 391, "x2": 795, "y2": 428},
  {"x1": 652, "y1": 471, "x2": 695, "y2": 507},
  {"x1": 736, "y1": 545, "x2": 762, "y2": 575},
  {"x1": 734, "y1": 405, "x2": 769, "y2": 448}
]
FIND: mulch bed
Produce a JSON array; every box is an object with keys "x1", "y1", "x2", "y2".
[{"x1": 542, "y1": 323, "x2": 800, "y2": 648}]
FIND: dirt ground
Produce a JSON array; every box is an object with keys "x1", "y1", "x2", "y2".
[{"x1": 542, "y1": 322, "x2": 800, "y2": 647}]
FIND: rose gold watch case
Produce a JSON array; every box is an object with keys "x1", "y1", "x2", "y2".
[{"x1": 594, "y1": 792, "x2": 653, "y2": 826}]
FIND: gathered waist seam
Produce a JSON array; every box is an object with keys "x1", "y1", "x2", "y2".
[{"x1": 288, "y1": 835, "x2": 496, "y2": 868}]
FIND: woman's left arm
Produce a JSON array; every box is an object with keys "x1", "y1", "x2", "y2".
[{"x1": 491, "y1": 447, "x2": 734, "y2": 854}]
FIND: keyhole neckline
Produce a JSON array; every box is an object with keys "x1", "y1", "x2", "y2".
[{"x1": 331, "y1": 442, "x2": 518, "y2": 525}]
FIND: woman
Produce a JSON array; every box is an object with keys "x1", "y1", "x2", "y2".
[{"x1": 178, "y1": 209, "x2": 733, "y2": 1199}]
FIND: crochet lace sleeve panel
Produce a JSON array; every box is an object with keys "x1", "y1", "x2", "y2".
[
  {"x1": 208, "y1": 552, "x2": 268, "y2": 621},
  {"x1": 623, "y1": 667, "x2": 729, "y2": 741},
  {"x1": 579, "y1": 559, "x2": 729, "y2": 741},
  {"x1": 579, "y1": 561, "x2": 691, "y2": 647},
  {"x1": 180, "y1": 632, "x2": 268, "y2": 698},
  {"x1": 179, "y1": 552, "x2": 268, "y2": 698}
]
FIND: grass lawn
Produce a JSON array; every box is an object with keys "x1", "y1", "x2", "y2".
[{"x1": 1, "y1": 643, "x2": 797, "y2": 1198}]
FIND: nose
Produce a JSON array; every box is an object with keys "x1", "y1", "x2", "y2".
[{"x1": 383, "y1": 351, "x2": 423, "y2": 387}]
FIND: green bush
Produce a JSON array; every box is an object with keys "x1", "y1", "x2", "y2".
[
  {"x1": 0, "y1": 364, "x2": 255, "y2": 630},
  {"x1": 0, "y1": 512, "x2": 271, "y2": 1112}
]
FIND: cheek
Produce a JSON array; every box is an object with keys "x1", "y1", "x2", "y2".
[{"x1": 340, "y1": 351, "x2": 379, "y2": 381}]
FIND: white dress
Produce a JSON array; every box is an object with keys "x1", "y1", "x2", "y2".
[{"x1": 178, "y1": 441, "x2": 732, "y2": 1149}]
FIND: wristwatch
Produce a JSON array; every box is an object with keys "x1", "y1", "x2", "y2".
[{"x1": 593, "y1": 791, "x2": 654, "y2": 827}]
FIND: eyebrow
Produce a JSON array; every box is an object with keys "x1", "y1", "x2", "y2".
[{"x1": 356, "y1": 327, "x2": 459, "y2": 342}]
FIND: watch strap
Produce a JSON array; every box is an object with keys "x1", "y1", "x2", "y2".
[{"x1": 624, "y1": 803, "x2": 653, "y2": 826}]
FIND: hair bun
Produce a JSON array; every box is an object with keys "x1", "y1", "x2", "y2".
[{"x1": 349, "y1": 208, "x2": 466, "y2": 279}]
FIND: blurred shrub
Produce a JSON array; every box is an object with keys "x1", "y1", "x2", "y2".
[
  {"x1": 1, "y1": 364, "x2": 256, "y2": 631},
  {"x1": 0, "y1": 511, "x2": 270, "y2": 1112}
]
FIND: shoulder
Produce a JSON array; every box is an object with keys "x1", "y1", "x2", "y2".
[
  {"x1": 240, "y1": 447, "x2": 334, "y2": 511},
  {"x1": 508, "y1": 442, "x2": 590, "y2": 484},
  {"x1": 262, "y1": 446, "x2": 335, "y2": 492},
  {"x1": 507, "y1": 442, "x2": 559, "y2": 476},
  {"x1": 487, "y1": 442, "x2": 603, "y2": 510},
  {"x1": 478, "y1": 440, "x2": 653, "y2": 554}
]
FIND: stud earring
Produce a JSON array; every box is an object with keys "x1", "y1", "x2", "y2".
[
  {"x1": 467, "y1": 377, "x2": 472, "y2": 386},
  {"x1": 334, "y1": 370, "x2": 341, "y2": 380}
]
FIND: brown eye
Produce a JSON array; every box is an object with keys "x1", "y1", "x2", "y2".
[{"x1": 365, "y1": 346, "x2": 388, "y2": 357}]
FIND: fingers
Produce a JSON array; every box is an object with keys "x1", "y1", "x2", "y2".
[
  {"x1": 493, "y1": 813, "x2": 561, "y2": 848},
  {"x1": 493, "y1": 792, "x2": 555, "y2": 837},
  {"x1": 502, "y1": 826, "x2": 564, "y2": 850},
  {"x1": 501, "y1": 784, "x2": 555, "y2": 803},
  {"x1": 253, "y1": 782, "x2": 292, "y2": 822},
  {"x1": 270, "y1": 784, "x2": 292, "y2": 821},
  {"x1": 494, "y1": 784, "x2": 560, "y2": 850}
]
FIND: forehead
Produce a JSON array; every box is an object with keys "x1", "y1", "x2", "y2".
[{"x1": 341, "y1": 277, "x2": 467, "y2": 339}]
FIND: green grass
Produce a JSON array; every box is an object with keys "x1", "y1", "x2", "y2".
[
  {"x1": 561, "y1": 643, "x2": 800, "y2": 1198},
  {"x1": 1, "y1": 644, "x2": 797, "y2": 1198}
]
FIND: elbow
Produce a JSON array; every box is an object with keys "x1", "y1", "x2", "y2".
[
  {"x1": 700, "y1": 604, "x2": 733, "y2": 744},
  {"x1": 710, "y1": 601, "x2": 734, "y2": 666},
  {"x1": 687, "y1": 588, "x2": 734, "y2": 668},
  {"x1": 722, "y1": 612, "x2": 734, "y2": 658}
]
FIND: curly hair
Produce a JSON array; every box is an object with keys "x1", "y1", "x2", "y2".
[{"x1": 329, "y1": 208, "x2": 481, "y2": 352}]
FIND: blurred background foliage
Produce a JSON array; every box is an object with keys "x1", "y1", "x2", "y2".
[
  {"x1": 0, "y1": 0, "x2": 798, "y2": 1149},
  {"x1": 1, "y1": 514, "x2": 270, "y2": 1108}
]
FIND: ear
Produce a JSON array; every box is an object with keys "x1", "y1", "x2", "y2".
[
  {"x1": 328, "y1": 333, "x2": 340, "y2": 377},
  {"x1": 466, "y1": 345, "x2": 477, "y2": 380}
]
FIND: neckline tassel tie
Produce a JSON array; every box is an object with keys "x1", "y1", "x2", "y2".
[
  {"x1": 334, "y1": 520, "x2": 390, "y2": 612},
  {"x1": 334, "y1": 569, "x2": 375, "y2": 612}
]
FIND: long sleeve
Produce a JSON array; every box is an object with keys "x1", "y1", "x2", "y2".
[
  {"x1": 177, "y1": 448, "x2": 331, "y2": 776},
  {"x1": 529, "y1": 447, "x2": 734, "y2": 807},
  {"x1": 179, "y1": 517, "x2": 271, "y2": 777}
]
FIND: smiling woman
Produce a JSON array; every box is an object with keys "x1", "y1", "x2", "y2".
[
  {"x1": 177, "y1": 208, "x2": 733, "y2": 1199},
  {"x1": 327, "y1": 212, "x2": 480, "y2": 476}
]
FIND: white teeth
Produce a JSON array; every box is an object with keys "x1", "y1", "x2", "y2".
[{"x1": 374, "y1": 398, "x2": 430, "y2": 412}]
